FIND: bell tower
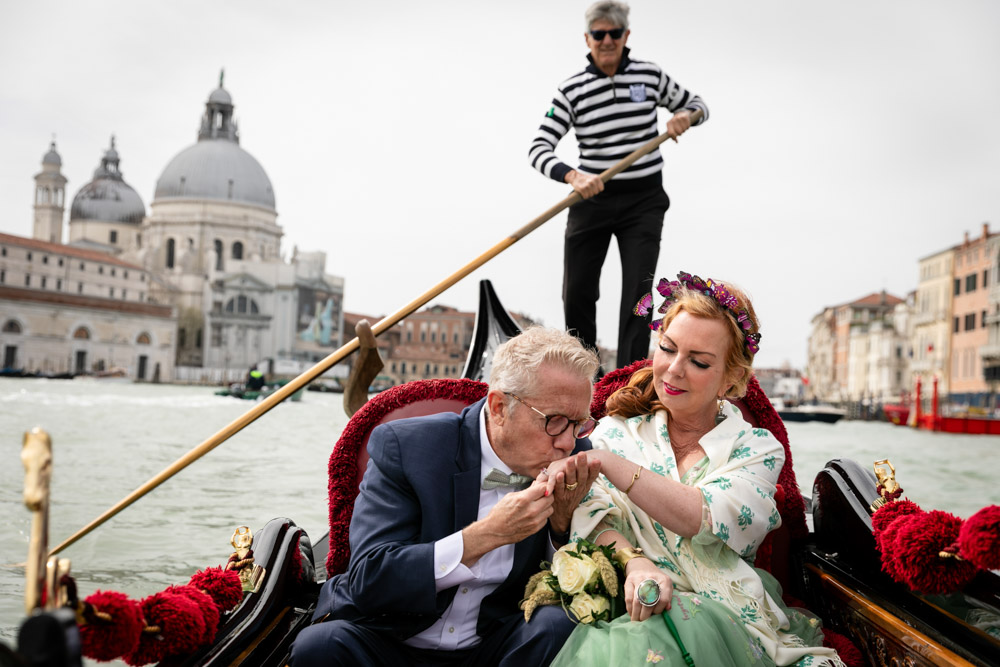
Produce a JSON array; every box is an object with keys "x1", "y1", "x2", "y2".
[{"x1": 33, "y1": 140, "x2": 67, "y2": 244}]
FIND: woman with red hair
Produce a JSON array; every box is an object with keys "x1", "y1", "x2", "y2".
[{"x1": 550, "y1": 273, "x2": 843, "y2": 666}]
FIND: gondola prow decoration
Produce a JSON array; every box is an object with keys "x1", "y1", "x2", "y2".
[
  {"x1": 869, "y1": 459, "x2": 1000, "y2": 594},
  {"x1": 22, "y1": 427, "x2": 56, "y2": 614}
]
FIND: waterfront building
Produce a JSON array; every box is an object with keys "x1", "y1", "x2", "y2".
[
  {"x1": 806, "y1": 291, "x2": 905, "y2": 402},
  {"x1": 949, "y1": 223, "x2": 996, "y2": 404},
  {"x1": 847, "y1": 293, "x2": 913, "y2": 404},
  {"x1": 911, "y1": 246, "x2": 955, "y2": 397},
  {"x1": 7, "y1": 74, "x2": 346, "y2": 383},
  {"x1": 806, "y1": 309, "x2": 836, "y2": 402},
  {"x1": 981, "y1": 230, "x2": 1000, "y2": 394},
  {"x1": 0, "y1": 232, "x2": 176, "y2": 379},
  {"x1": 387, "y1": 305, "x2": 475, "y2": 384}
]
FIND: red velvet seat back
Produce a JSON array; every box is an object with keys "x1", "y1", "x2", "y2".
[
  {"x1": 325, "y1": 379, "x2": 488, "y2": 577},
  {"x1": 591, "y1": 360, "x2": 807, "y2": 588}
]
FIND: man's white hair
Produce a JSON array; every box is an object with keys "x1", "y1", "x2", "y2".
[
  {"x1": 489, "y1": 327, "x2": 599, "y2": 403},
  {"x1": 585, "y1": 0, "x2": 630, "y2": 31}
]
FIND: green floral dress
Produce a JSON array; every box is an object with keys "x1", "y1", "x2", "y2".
[{"x1": 551, "y1": 404, "x2": 844, "y2": 666}]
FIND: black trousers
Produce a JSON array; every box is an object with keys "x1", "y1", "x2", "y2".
[{"x1": 563, "y1": 184, "x2": 670, "y2": 369}]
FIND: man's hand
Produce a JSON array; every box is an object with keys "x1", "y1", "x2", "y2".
[
  {"x1": 461, "y1": 481, "x2": 554, "y2": 566},
  {"x1": 543, "y1": 453, "x2": 602, "y2": 537},
  {"x1": 665, "y1": 110, "x2": 692, "y2": 143},
  {"x1": 623, "y1": 557, "x2": 673, "y2": 621},
  {"x1": 565, "y1": 169, "x2": 604, "y2": 199}
]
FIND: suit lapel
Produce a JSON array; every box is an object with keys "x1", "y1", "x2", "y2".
[{"x1": 454, "y1": 399, "x2": 486, "y2": 531}]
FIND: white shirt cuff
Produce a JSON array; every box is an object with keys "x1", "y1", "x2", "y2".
[{"x1": 432, "y1": 531, "x2": 478, "y2": 592}]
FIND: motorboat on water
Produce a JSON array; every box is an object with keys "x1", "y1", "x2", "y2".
[{"x1": 772, "y1": 398, "x2": 847, "y2": 424}]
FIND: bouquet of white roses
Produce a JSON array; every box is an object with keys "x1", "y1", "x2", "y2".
[{"x1": 520, "y1": 538, "x2": 623, "y2": 624}]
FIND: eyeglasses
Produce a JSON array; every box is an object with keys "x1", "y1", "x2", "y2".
[
  {"x1": 589, "y1": 27, "x2": 625, "y2": 41},
  {"x1": 505, "y1": 392, "x2": 597, "y2": 438}
]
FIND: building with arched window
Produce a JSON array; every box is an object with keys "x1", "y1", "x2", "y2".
[
  {"x1": 0, "y1": 232, "x2": 176, "y2": 379},
  {"x1": 1, "y1": 72, "x2": 344, "y2": 383}
]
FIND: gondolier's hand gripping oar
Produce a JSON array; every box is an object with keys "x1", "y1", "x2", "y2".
[{"x1": 48, "y1": 108, "x2": 703, "y2": 557}]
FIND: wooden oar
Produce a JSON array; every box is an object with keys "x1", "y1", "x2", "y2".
[{"x1": 48, "y1": 112, "x2": 702, "y2": 556}]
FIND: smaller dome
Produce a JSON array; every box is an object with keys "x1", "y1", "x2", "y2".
[
  {"x1": 208, "y1": 86, "x2": 232, "y2": 106},
  {"x1": 42, "y1": 141, "x2": 61, "y2": 166},
  {"x1": 70, "y1": 138, "x2": 145, "y2": 224},
  {"x1": 70, "y1": 180, "x2": 146, "y2": 224}
]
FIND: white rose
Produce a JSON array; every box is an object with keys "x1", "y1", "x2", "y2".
[
  {"x1": 551, "y1": 548, "x2": 600, "y2": 595},
  {"x1": 568, "y1": 592, "x2": 610, "y2": 624}
]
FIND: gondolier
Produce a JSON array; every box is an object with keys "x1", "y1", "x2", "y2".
[{"x1": 529, "y1": 0, "x2": 708, "y2": 371}]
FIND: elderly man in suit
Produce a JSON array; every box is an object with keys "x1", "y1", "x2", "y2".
[{"x1": 291, "y1": 327, "x2": 603, "y2": 666}]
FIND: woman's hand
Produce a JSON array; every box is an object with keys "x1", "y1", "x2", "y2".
[
  {"x1": 622, "y1": 557, "x2": 673, "y2": 622},
  {"x1": 542, "y1": 453, "x2": 602, "y2": 538}
]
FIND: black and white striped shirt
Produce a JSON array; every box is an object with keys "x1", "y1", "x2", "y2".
[{"x1": 529, "y1": 48, "x2": 708, "y2": 184}]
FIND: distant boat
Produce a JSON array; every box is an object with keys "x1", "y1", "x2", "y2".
[
  {"x1": 883, "y1": 403, "x2": 910, "y2": 425},
  {"x1": 772, "y1": 398, "x2": 846, "y2": 424},
  {"x1": 215, "y1": 381, "x2": 304, "y2": 402},
  {"x1": 912, "y1": 376, "x2": 1000, "y2": 434}
]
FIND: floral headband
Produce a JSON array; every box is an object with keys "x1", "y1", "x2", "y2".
[{"x1": 634, "y1": 271, "x2": 762, "y2": 355}]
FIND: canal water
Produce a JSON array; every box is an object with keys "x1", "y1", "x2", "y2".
[{"x1": 2, "y1": 377, "x2": 999, "y2": 654}]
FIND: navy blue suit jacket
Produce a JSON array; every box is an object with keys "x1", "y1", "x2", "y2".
[{"x1": 313, "y1": 398, "x2": 591, "y2": 640}]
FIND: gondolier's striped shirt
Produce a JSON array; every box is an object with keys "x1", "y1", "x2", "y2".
[{"x1": 529, "y1": 48, "x2": 708, "y2": 185}]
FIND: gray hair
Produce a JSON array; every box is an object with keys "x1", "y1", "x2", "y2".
[
  {"x1": 585, "y1": 1, "x2": 630, "y2": 31},
  {"x1": 489, "y1": 327, "x2": 599, "y2": 404}
]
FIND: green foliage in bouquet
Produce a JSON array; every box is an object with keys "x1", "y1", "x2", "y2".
[{"x1": 519, "y1": 538, "x2": 624, "y2": 624}]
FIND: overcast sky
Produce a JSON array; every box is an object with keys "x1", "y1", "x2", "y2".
[{"x1": 2, "y1": 0, "x2": 998, "y2": 369}]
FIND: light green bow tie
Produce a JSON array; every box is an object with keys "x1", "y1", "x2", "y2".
[{"x1": 482, "y1": 468, "x2": 533, "y2": 490}]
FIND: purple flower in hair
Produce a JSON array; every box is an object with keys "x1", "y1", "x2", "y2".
[{"x1": 634, "y1": 270, "x2": 762, "y2": 356}]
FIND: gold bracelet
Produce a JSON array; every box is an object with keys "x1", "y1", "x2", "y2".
[
  {"x1": 623, "y1": 465, "x2": 642, "y2": 494},
  {"x1": 612, "y1": 546, "x2": 648, "y2": 569}
]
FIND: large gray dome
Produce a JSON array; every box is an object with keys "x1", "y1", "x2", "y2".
[
  {"x1": 153, "y1": 75, "x2": 276, "y2": 211},
  {"x1": 154, "y1": 139, "x2": 275, "y2": 210},
  {"x1": 70, "y1": 138, "x2": 145, "y2": 224}
]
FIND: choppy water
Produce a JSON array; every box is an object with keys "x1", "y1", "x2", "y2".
[{"x1": 2, "y1": 378, "x2": 999, "y2": 658}]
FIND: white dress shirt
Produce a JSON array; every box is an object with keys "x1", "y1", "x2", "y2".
[{"x1": 404, "y1": 406, "x2": 517, "y2": 649}]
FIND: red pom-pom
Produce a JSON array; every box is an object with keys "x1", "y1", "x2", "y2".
[
  {"x1": 189, "y1": 567, "x2": 244, "y2": 612},
  {"x1": 959, "y1": 505, "x2": 1000, "y2": 571},
  {"x1": 877, "y1": 513, "x2": 914, "y2": 581},
  {"x1": 872, "y1": 499, "x2": 922, "y2": 535},
  {"x1": 79, "y1": 590, "x2": 143, "y2": 661},
  {"x1": 823, "y1": 628, "x2": 864, "y2": 667},
  {"x1": 890, "y1": 510, "x2": 978, "y2": 594},
  {"x1": 171, "y1": 585, "x2": 220, "y2": 645},
  {"x1": 124, "y1": 588, "x2": 206, "y2": 666}
]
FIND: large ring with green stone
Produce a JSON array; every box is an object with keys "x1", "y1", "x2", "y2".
[{"x1": 637, "y1": 578, "x2": 660, "y2": 607}]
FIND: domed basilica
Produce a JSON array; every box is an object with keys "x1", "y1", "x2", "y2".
[{"x1": 1, "y1": 74, "x2": 344, "y2": 381}]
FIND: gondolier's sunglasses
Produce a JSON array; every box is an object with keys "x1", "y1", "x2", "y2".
[
  {"x1": 589, "y1": 28, "x2": 626, "y2": 41},
  {"x1": 505, "y1": 392, "x2": 598, "y2": 438}
]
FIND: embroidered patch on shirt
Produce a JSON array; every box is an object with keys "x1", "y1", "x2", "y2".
[
  {"x1": 629, "y1": 84, "x2": 647, "y2": 102},
  {"x1": 545, "y1": 106, "x2": 555, "y2": 117}
]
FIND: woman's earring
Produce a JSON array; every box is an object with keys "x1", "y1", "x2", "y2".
[{"x1": 715, "y1": 400, "x2": 727, "y2": 425}]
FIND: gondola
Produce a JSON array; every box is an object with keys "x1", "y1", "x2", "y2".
[
  {"x1": 8, "y1": 278, "x2": 1000, "y2": 667},
  {"x1": 8, "y1": 118, "x2": 1000, "y2": 664}
]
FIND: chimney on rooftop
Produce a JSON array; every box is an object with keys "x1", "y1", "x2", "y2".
[
  {"x1": 965, "y1": 231, "x2": 970, "y2": 245},
  {"x1": 984, "y1": 222, "x2": 990, "y2": 239}
]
